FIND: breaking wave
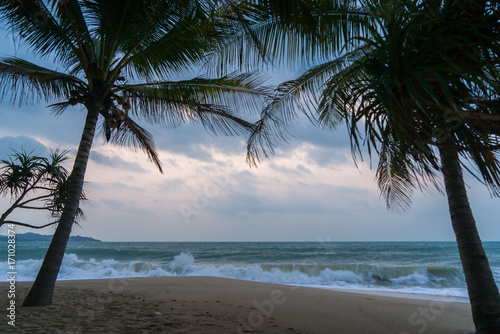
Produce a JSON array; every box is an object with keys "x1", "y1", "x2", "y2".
[{"x1": 0, "y1": 252, "x2": 469, "y2": 297}]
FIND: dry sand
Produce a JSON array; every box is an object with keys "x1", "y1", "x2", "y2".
[{"x1": 0, "y1": 277, "x2": 474, "y2": 333}]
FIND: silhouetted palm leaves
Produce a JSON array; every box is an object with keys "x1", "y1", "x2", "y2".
[
  {"x1": 0, "y1": 150, "x2": 86, "y2": 228},
  {"x1": 0, "y1": 0, "x2": 269, "y2": 306},
  {"x1": 247, "y1": 0, "x2": 500, "y2": 211}
]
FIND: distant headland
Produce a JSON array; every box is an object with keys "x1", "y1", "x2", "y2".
[{"x1": 0, "y1": 232, "x2": 102, "y2": 243}]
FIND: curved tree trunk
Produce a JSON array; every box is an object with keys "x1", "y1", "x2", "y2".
[
  {"x1": 440, "y1": 147, "x2": 500, "y2": 333},
  {"x1": 23, "y1": 107, "x2": 100, "y2": 306}
]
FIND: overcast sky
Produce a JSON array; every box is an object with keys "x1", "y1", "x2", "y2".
[{"x1": 0, "y1": 31, "x2": 498, "y2": 242}]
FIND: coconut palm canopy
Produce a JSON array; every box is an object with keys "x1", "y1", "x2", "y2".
[
  {"x1": 0, "y1": 0, "x2": 271, "y2": 306},
  {"x1": 244, "y1": 0, "x2": 500, "y2": 332},
  {"x1": 247, "y1": 0, "x2": 500, "y2": 211},
  {"x1": 0, "y1": 0, "x2": 269, "y2": 172}
]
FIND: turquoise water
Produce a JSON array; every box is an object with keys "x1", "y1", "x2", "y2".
[{"x1": 2, "y1": 241, "x2": 500, "y2": 297}]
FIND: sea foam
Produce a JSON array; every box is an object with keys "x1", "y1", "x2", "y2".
[{"x1": 0, "y1": 252, "x2": 470, "y2": 297}]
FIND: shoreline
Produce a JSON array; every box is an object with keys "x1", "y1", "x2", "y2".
[
  {"x1": 1, "y1": 276, "x2": 474, "y2": 333},
  {"x1": 12, "y1": 276, "x2": 470, "y2": 301},
  {"x1": 321, "y1": 286, "x2": 470, "y2": 302}
]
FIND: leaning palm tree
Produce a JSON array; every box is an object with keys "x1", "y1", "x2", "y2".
[
  {"x1": 245, "y1": 0, "x2": 500, "y2": 333},
  {"x1": 0, "y1": 0, "x2": 268, "y2": 306}
]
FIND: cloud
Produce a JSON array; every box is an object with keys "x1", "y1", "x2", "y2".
[
  {"x1": 158, "y1": 178, "x2": 185, "y2": 190},
  {"x1": 108, "y1": 181, "x2": 145, "y2": 192},
  {"x1": 213, "y1": 181, "x2": 377, "y2": 217},
  {"x1": 0, "y1": 135, "x2": 50, "y2": 158},
  {"x1": 151, "y1": 124, "x2": 246, "y2": 162},
  {"x1": 0, "y1": 104, "x2": 87, "y2": 148},
  {"x1": 268, "y1": 161, "x2": 311, "y2": 176},
  {"x1": 147, "y1": 116, "x2": 355, "y2": 169},
  {"x1": 98, "y1": 198, "x2": 151, "y2": 216},
  {"x1": 250, "y1": 119, "x2": 354, "y2": 167},
  {"x1": 89, "y1": 151, "x2": 146, "y2": 172},
  {"x1": 1, "y1": 31, "x2": 499, "y2": 243}
]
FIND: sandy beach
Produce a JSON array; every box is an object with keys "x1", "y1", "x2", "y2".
[{"x1": 0, "y1": 277, "x2": 474, "y2": 333}]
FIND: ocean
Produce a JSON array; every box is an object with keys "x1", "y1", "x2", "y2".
[{"x1": 2, "y1": 241, "x2": 500, "y2": 297}]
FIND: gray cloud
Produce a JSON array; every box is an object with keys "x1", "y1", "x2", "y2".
[
  {"x1": 98, "y1": 198, "x2": 151, "y2": 216},
  {"x1": 108, "y1": 182, "x2": 145, "y2": 192},
  {"x1": 0, "y1": 135, "x2": 49, "y2": 158},
  {"x1": 213, "y1": 182, "x2": 376, "y2": 217},
  {"x1": 89, "y1": 151, "x2": 146, "y2": 172},
  {"x1": 2, "y1": 32, "x2": 499, "y2": 242},
  {"x1": 277, "y1": 122, "x2": 353, "y2": 165},
  {"x1": 0, "y1": 104, "x2": 87, "y2": 148},
  {"x1": 147, "y1": 117, "x2": 354, "y2": 168},
  {"x1": 150, "y1": 124, "x2": 247, "y2": 162},
  {"x1": 268, "y1": 162, "x2": 311, "y2": 176},
  {"x1": 296, "y1": 164, "x2": 312, "y2": 174}
]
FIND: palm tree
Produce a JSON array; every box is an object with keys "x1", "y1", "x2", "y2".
[
  {"x1": 0, "y1": 0, "x2": 268, "y2": 306},
  {"x1": 0, "y1": 149, "x2": 86, "y2": 229},
  {"x1": 245, "y1": 0, "x2": 500, "y2": 333}
]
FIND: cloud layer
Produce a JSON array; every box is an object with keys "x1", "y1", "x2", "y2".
[{"x1": 0, "y1": 34, "x2": 498, "y2": 242}]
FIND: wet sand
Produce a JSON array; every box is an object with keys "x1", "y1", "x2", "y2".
[{"x1": 0, "y1": 276, "x2": 474, "y2": 333}]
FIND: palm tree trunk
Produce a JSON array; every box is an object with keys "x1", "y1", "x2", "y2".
[
  {"x1": 22, "y1": 107, "x2": 100, "y2": 306},
  {"x1": 439, "y1": 146, "x2": 500, "y2": 334}
]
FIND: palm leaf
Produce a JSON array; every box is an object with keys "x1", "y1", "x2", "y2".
[
  {"x1": 106, "y1": 117, "x2": 163, "y2": 173},
  {"x1": 246, "y1": 48, "x2": 365, "y2": 165},
  {"x1": 376, "y1": 141, "x2": 414, "y2": 213},
  {"x1": 51, "y1": 0, "x2": 97, "y2": 66},
  {"x1": 206, "y1": 0, "x2": 372, "y2": 75},
  {"x1": 0, "y1": 0, "x2": 82, "y2": 67},
  {"x1": 111, "y1": 2, "x2": 212, "y2": 80},
  {"x1": 0, "y1": 57, "x2": 84, "y2": 104},
  {"x1": 115, "y1": 72, "x2": 267, "y2": 135},
  {"x1": 121, "y1": 72, "x2": 269, "y2": 112}
]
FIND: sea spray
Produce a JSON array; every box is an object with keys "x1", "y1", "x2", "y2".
[
  {"x1": 0, "y1": 252, "x2": 468, "y2": 297},
  {"x1": 2, "y1": 241, "x2": 498, "y2": 297},
  {"x1": 171, "y1": 252, "x2": 195, "y2": 274}
]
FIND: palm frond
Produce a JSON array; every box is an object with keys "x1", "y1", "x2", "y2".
[
  {"x1": 0, "y1": 57, "x2": 83, "y2": 104},
  {"x1": 186, "y1": 103, "x2": 255, "y2": 136},
  {"x1": 0, "y1": 150, "x2": 45, "y2": 198},
  {"x1": 376, "y1": 141, "x2": 415, "y2": 213},
  {"x1": 82, "y1": 0, "x2": 211, "y2": 82},
  {"x1": 246, "y1": 50, "x2": 364, "y2": 165},
  {"x1": 106, "y1": 117, "x2": 163, "y2": 173},
  {"x1": 45, "y1": 173, "x2": 87, "y2": 222},
  {"x1": 108, "y1": 73, "x2": 267, "y2": 138},
  {"x1": 52, "y1": 0, "x2": 97, "y2": 65},
  {"x1": 0, "y1": 0, "x2": 83, "y2": 67},
  {"x1": 120, "y1": 72, "x2": 269, "y2": 118},
  {"x1": 43, "y1": 149, "x2": 70, "y2": 182},
  {"x1": 206, "y1": 0, "x2": 373, "y2": 75},
  {"x1": 112, "y1": 2, "x2": 213, "y2": 80},
  {"x1": 83, "y1": 0, "x2": 139, "y2": 71},
  {"x1": 48, "y1": 101, "x2": 74, "y2": 116}
]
